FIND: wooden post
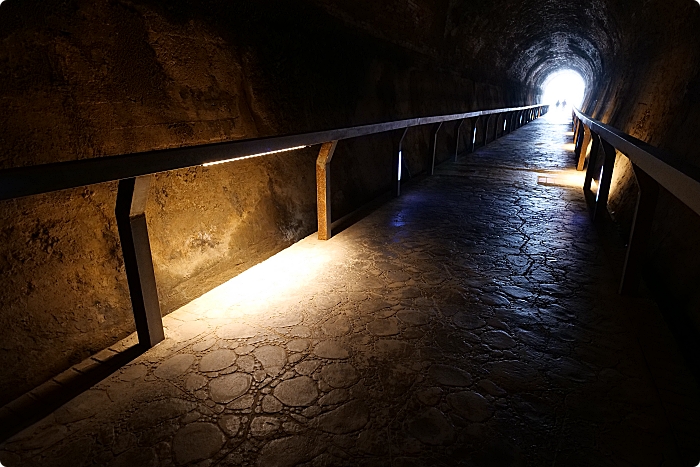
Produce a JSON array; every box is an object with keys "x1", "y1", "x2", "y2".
[
  {"x1": 394, "y1": 128, "x2": 409, "y2": 197},
  {"x1": 430, "y1": 122, "x2": 443, "y2": 174},
  {"x1": 316, "y1": 141, "x2": 338, "y2": 240},
  {"x1": 619, "y1": 165, "x2": 659, "y2": 295},
  {"x1": 584, "y1": 131, "x2": 601, "y2": 192},
  {"x1": 454, "y1": 119, "x2": 465, "y2": 161},
  {"x1": 593, "y1": 139, "x2": 617, "y2": 222},
  {"x1": 483, "y1": 115, "x2": 492, "y2": 145},
  {"x1": 576, "y1": 125, "x2": 592, "y2": 171},
  {"x1": 115, "y1": 175, "x2": 164, "y2": 348},
  {"x1": 470, "y1": 117, "x2": 479, "y2": 152}
]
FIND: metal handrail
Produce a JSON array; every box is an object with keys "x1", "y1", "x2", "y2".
[
  {"x1": 0, "y1": 102, "x2": 547, "y2": 352},
  {"x1": 0, "y1": 104, "x2": 546, "y2": 201},
  {"x1": 572, "y1": 107, "x2": 700, "y2": 217},
  {"x1": 572, "y1": 107, "x2": 700, "y2": 295}
]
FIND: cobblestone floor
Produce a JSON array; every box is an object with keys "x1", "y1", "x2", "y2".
[{"x1": 2, "y1": 111, "x2": 700, "y2": 467}]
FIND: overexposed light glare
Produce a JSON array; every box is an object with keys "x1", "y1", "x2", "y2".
[
  {"x1": 541, "y1": 70, "x2": 586, "y2": 108},
  {"x1": 398, "y1": 150, "x2": 403, "y2": 180},
  {"x1": 202, "y1": 145, "x2": 308, "y2": 167}
]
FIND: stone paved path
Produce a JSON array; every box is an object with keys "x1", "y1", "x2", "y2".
[{"x1": 2, "y1": 111, "x2": 700, "y2": 467}]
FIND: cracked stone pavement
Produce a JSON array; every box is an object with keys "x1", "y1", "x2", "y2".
[{"x1": 2, "y1": 110, "x2": 699, "y2": 466}]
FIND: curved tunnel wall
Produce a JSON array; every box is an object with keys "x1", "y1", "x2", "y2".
[
  {"x1": 0, "y1": 0, "x2": 534, "y2": 406},
  {"x1": 2, "y1": 0, "x2": 700, "y2": 406},
  {"x1": 582, "y1": 0, "x2": 700, "y2": 358}
]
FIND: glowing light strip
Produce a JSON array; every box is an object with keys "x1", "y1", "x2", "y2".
[{"x1": 202, "y1": 145, "x2": 308, "y2": 167}]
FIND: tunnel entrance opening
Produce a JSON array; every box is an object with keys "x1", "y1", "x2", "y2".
[{"x1": 541, "y1": 69, "x2": 586, "y2": 110}]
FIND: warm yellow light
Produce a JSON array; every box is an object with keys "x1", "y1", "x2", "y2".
[
  {"x1": 171, "y1": 233, "x2": 344, "y2": 325},
  {"x1": 202, "y1": 145, "x2": 308, "y2": 167},
  {"x1": 536, "y1": 169, "x2": 585, "y2": 188},
  {"x1": 562, "y1": 143, "x2": 575, "y2": 152}
]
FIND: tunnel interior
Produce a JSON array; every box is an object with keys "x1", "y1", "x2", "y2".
[{"x1": 1, "y1": 0, "x2": 700, "y2": 464}]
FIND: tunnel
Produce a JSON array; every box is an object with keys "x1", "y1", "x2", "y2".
[{"x1": 1, "y1": 0, "x2": 700, "y2": 465}]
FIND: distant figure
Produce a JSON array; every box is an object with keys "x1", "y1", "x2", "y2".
[
  {"x1": 556, "y1": 100, "x2": 561, "y2": 107},
  {"x1": 562, "y1": 99, "x2": 567, "y2": 107}
]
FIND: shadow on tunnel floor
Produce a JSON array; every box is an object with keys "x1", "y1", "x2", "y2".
[{"x1": 0, "y1": 344, "x2": 147, "y2": 443}]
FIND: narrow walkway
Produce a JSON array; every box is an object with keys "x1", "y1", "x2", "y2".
[{"x1": 2, "y1": 111, "x2": 700, "y2": 467}]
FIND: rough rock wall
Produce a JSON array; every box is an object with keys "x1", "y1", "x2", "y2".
[
  {"x1": 584, "y1": 0, "x2": 700, "y2": 342},
  {"x1": 0, "y1": 0, "x2": 531, "y2": 405}
]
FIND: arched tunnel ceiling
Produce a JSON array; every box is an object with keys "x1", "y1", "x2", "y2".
[{"x1": 314, "y1": 0, "x2": 631, "y2": 91}]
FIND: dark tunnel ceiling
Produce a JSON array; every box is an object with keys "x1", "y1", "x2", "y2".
[{"x1": 314, "y1": 0, "x2": 630, "y2": 90}]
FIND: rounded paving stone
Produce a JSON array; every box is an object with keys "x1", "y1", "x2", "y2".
[
  {"x1": 262, "y1": 395, "x2": 283, "y2": 413},
  {"x1": 295, "y1": 360, "x2": 321, "y2": 375},
  {"x1": 199, "y1": 349, "x2": 237, "y2": 372},
  {"x1": 367, "y1": 318, "x2": 400, "y2": 336},
  {"x1": 273, "y1": 376, "x2": 318, "y2": 406},
  {"x1": 216, "y1": 323, "x2": 257, "y2": 340},
  {"x1": 408, "y1": 408, "x2": 455, "y2": 446},
  {"x1": 154, "y1": 354, "x2": 196, "y2": 380},
  {"x1": 111, "y1": 447, "x2": 157, "y2": 467},
  {"x1": 320, "y1": 363, "x2": 359, "y2": 388},
  {"x1": 313, "y1": 341, "x2": 349, "y2": 359},
  {"x1": 313, "y1": 400, "x2": 369, "y2": 434},
  {"x1": 254, "y1": 345, "x2": 287, "y2": 376},
  {"x1": 209, "y1": 373, "x2": 252, "y2": 403},
  {"x1": 250, "y1": 416, "x2": 281, "y2": 438},
  {"x1": 482, "y1": 330, "x2": 516, "y2": 349},
  {"x1": 321, "y1": 315, "x2": 352, "y2": 336},
  {"x1": 218, "y1": 414, "x2": 241, "y2": 437},
  {"x1": 447, "y1": 391, "x2": 493, "y2": 422},
  {"x1": 257, "y1": 435, "x2": 322, "y2": 467},
  {"x1": 287, "y1": 339, "x2": 309, "y2": 352},
  {"x1": 452, "y1": 312, "x2": 487, "y2": 330},
  {"x1": 172, "y1": 422, "x2": 225, "y2": 465},
  {"x1": 481, "y1": 293, "x2": 511, "y2": 306},
  {"x1": 185, "y1": 374, "x2": 209, "y2": 392},
  {"x1": 396, "y1": 310, "x2": 430, "y2": 326},
  {"x1": 429, "y1": 364, "x2": 472, "y2": 387}
]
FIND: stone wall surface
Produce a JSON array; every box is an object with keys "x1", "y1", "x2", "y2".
[
  {"x1": 0, "y1": 0, "x2": 531, "y2": 406},
  {"x1": 4, "y1": 0, "x2": 699, "y2": 411},
  {"x1": 583, "y1": 0, "x2": 700, "y2": 347}
]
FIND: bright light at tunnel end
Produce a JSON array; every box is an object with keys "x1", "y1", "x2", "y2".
[{"x1": 541, "y1": 70, "x2": 586, "y2": 109}]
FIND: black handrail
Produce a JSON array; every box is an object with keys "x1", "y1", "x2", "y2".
[
  {"x1": 572, "y1": 108, "x2": 700, "y2": 217},
  {"x1": 572, "y1": 107, "x2": 700, "y2": 295},
  {"x1": 0, "y1": 102, "x2": 547, "y2": 357},
  {"x1": 0, "y1": 104, "x2": 546, "y2": 201}
]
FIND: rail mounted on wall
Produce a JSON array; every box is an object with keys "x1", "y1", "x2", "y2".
[
  {"x1": 0, "y1": 104, "x2": 547, "y2": 350},
  {"x1": 572, "y1": 108, "x2": 700, "y2": 295}
]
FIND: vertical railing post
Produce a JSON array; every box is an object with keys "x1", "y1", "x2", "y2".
[
  {"x1": 583, "y1": 131, "x2": 601, "y2": 192},
  {"x1": 483, "y1": 115, "x2": 492, "y2": 145},
  {"x1": 619, "y1": 165, "x2": 659, "y2": 295},
  {"x1": 394, "y1": 128, "x2": 409, "y2": 197},
  {"x1": 576, "y1": 125, "x2": 592, "y2": 171},
  {"x1": 454, "y1": 119, "x2": 465, "y2": 161},
  {"x1": 471, "y1": 117, "x2": 479, "y2": 152},
  {"x1": 430, "y1": 122, "x2": 443, "y2": 175},
  {"x1": 316, "y1": 141, "x2": 338, "y2": 241},
  {"x1": 593, "y1": 139, "x2": 617, "y2": 222},
  {"x1": 115, "y1": 175, "x2": 164, "y2": 348}
]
